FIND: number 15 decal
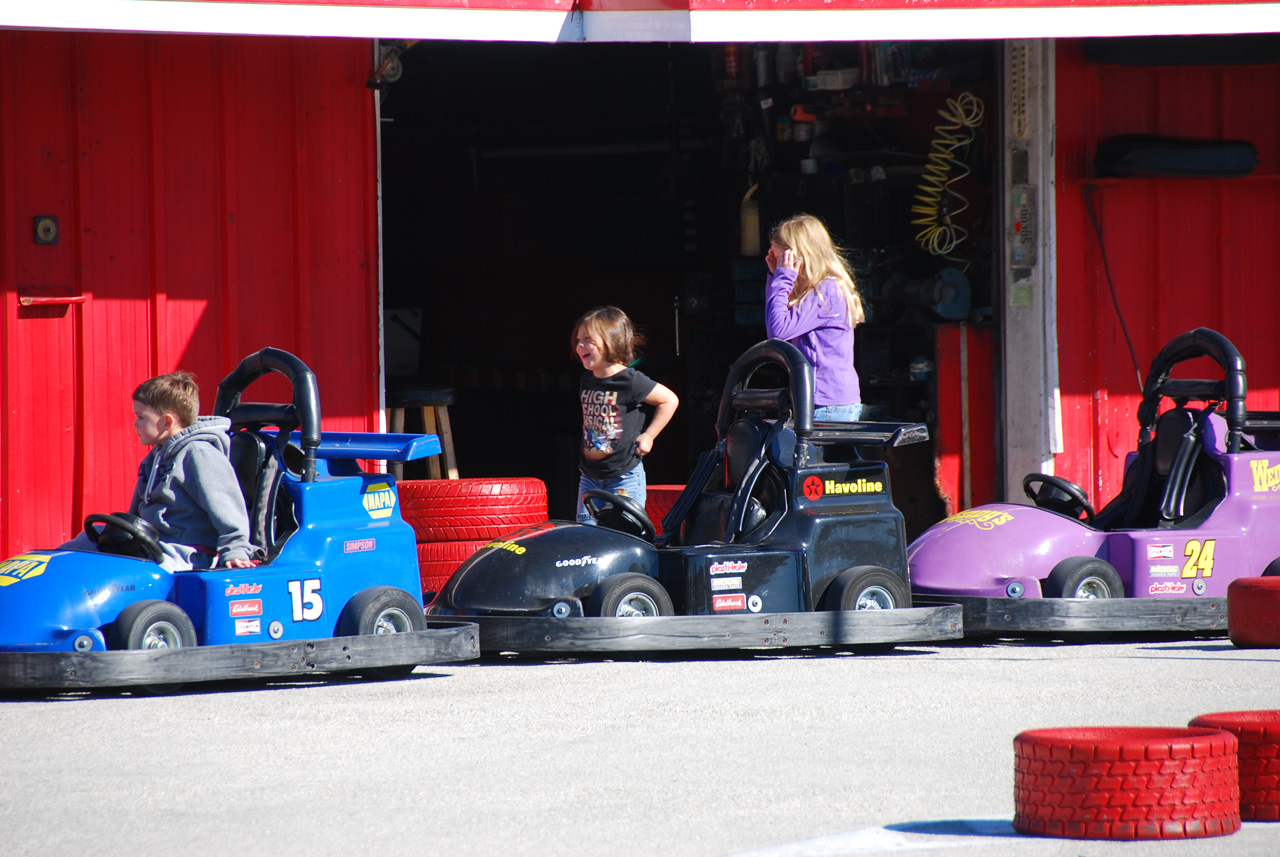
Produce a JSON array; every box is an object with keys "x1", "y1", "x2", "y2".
[
  {"x1": 288, "y1": 578, "x2": 323, "y2": 621},
  {"x1": 1182, "y1": 540, "x2": 1216, "y2": 579}
]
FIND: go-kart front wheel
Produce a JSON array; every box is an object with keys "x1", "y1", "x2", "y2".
[
  {"x1": 110, "y1": 600, "x2": 198, "y2": 650},
  {"x1": 1044, "y1": 556, "x2": 1123, "y2": 599},
  {"x1": 589, "y1": 573, "x2": 673, "y2": 618},
  {"x1": 337, "y1": 586, "x2": 428, "y2": 679}
]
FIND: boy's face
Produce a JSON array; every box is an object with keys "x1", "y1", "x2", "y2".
[{"x1": 132, "y1": 400, "x2": 176, "y2": 447}]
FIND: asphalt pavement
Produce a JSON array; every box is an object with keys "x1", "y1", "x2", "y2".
[{"x1": 3, "y1": 634, "x2": 1278, "y2": 857}]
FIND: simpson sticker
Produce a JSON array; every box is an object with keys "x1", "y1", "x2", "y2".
[
  {"x1": 344, "y1": 538, "x2": 376, "y2": 553},
  {"x1": 229, "y1": 599, "x2": 263, "y2": 617},
  {"x1": 0, "y1": 553, "x2": 50, "y2": 587},
  {"x1": 712, "y1": 593, "x2": 746, "y2": 611},
  {"x1": 1147, "y1": 544, "x2": 1174, "y2": 560},
  {"x1": 710, "y1": 576, "x2": 742, "y2": 592},
  {"x1": 362, "y1": 482, "x2": 397, "y2": 519},
  {"x1": 235, "y1": 618, "x2": 261, "y2": 636},
  {"x1": 946, "y1": 509, "x2": 1014, "y2": 530},
  {"x1": 1149, "y1": 581, "x2": 1188, "y2": 596},
  {"x1": 709, "y1": 560, "x2": 747, "y2": 575}
]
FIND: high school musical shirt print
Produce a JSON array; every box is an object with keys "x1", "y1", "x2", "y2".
[{"x1": 578, "y1": 367, "x2": 656, "y2": 479}]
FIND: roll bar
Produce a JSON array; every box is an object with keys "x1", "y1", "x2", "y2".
[
  {"x1": 715, "y1": 339, "x2": 815, "y2": 442},
  {"x1": 1136, "y1": 328, "x2": 1246, "y2": 454},
  {"x1": 214, "y1": 347, "x2": 322, "y2": 482}
]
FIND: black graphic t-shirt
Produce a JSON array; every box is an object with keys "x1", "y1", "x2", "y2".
[{"x1": 579, "y1": 367, "x2": 657, "y2": 479}]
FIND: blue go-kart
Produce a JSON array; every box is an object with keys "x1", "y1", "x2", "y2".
[{"x1": 0, "y1": 348, "x2": 476, "y2": 689}]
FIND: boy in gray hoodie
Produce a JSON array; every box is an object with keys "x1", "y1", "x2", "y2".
[{"x1": 64, "y1": 372, "x2": 256, "y2": 572}]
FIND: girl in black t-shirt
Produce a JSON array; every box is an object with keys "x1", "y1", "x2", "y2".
[{"x1": 571, "y1": 306, "x2": 679, "y2": 524}]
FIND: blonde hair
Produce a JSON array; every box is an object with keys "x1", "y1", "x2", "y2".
[
  {"x1": 133, "y1": 371, "x2": 199, "y2": 428},
  {"x1": 770, "y1": 214, "x2": 865, "y2": 326},
  {"x1": 571, "y1": 306, "x2": 644, "y2": 366}
]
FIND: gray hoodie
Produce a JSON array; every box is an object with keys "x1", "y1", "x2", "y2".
[{"x1": 129, "y1": 415, "x2": 254, "y2": 569}]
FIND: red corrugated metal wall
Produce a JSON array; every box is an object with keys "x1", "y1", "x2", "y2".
[
  {"x1": 1054, "y1": 39, "x2": 1280, "y2": 507},
  {"x1": 0, "y1": 31, "x2": 380, "y2": 558}
]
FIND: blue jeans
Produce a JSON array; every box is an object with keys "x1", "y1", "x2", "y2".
[
  {"x1": 577, "y1": 464, "x2": 647, "y2": 524},
  {"x1": 814, "y1": 403, "x2": 862, "y2": 422}
]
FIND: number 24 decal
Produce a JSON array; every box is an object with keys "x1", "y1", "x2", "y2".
[
  {"x1": 1182, "y1": 540, "x2": 1216, "y2": 579},
  {"x1": 287, "y1": 578, "x2": 323, "y2": 621}
]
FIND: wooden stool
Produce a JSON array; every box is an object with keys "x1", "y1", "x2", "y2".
[{"x1": 386, "y1": 386, "x2": 458, "y2": 479}]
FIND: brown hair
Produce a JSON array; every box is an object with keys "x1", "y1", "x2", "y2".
[
  {"x1": 770, "y1": 213, "x2": 865, "y2": 326},
  {"x1": 133, "y1": 371, "x2": 199, "y2": 428},
  {"x1": 571, "y1": 306, "x2": 644, "y2": 367}
]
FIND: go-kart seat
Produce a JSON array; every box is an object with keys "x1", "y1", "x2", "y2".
[
  {"x1": 229, "y1": 430, "x2": 292, "y2": 558},
  {"x1": 679, "y1": 418, "x2": 770, "y2": 545},
  {"x1": 1100, "y1": 407, "x2": 1225, "y2": 529}
]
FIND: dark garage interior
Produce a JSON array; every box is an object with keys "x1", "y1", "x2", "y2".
[{"x1": 378, "y1": 39, "x2": 997, "y2": 531}]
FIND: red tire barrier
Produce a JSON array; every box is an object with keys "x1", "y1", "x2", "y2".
[
  {"x1": 645, "y1": 484, "x2": 684, "y2": 537},
  {"x1": 1189, "y1": 710, "x2": 1280, "y2": 821},
  {"x1": 400, "y1": 477, "x2": 547, "y2": 541},
  {"x1": 1013, "y1": 726, "x2": 1240, "y2": 840},
  {"x1": 416, "y1": 540, "x2": 490, "y2": 600},
  {"x1": 1228, "y1": 576, "x2": 1280, "y2": 648}
]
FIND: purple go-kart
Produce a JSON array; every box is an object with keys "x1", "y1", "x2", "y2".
[{"x1": 909, "y1": 327, "x2": 1280, "y2": 637}]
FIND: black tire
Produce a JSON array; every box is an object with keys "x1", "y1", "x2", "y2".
[
  {"x1": 589, "y1": 574, "x2": 673, "y2": 618},
  {"x1": 110, "y1": 600, "x2": 198, "y2": 650},
  {"x1": 337, "y1": 586, "x2": 428, "y2": 679},
  {"x1": 821, "y1": 566, "x2": 912, "y2": 611},
  {"x1": 1262, "y1": 558, "x2": 1280, "y2": 577},
  {"x1": 1043, "y1": 556, "x2": 1124, "y2": 599}
]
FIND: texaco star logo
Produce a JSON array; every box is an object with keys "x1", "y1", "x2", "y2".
[{"x1": 803, "y1": 476, "x2": 824, "y2": 501}]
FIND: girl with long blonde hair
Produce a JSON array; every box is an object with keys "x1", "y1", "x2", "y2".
[{"x1": 764, "y1": 214, "x2": 865, "y2": 421}]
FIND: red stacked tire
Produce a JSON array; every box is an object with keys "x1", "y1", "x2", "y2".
[
  {"x1": 1013, "y1": 726, "x2": 1240, "y2": 840},
  {"x1": 1189, "y1": 710, "x2": 1280, "y2": 821},
  {"x1": 1228, "y1": 576, "x2": 1280, "y2": 648},
  {"x1": 400, "y1": 478, "x2": 548, "y2": 600},
  {"x1": 645, "y1": 484, "x2": 684, "y2": 537}
]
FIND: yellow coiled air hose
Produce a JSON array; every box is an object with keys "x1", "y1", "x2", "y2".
[{"x1": 910, "y1": 92, "x2": 985, "y2": 269}]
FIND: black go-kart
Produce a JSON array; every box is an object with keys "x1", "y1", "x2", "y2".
[{"x1": 427, "y1": 339, "x2": 962, "y2": 654}]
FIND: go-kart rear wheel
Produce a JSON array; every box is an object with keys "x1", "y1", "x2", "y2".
[
  {"x1": 822, "y1": 566, "x2": 912, "y2": 612},
  {"x1": 589, "y1": 573, "x2": 673, "y2": 618},
  {"x1": 1044, "y1": 556, "x2": 1123, "y2": 599},
  {"x1": 337, "y1": 586, "x2": 428, "y2": 679},
  {"x1": 111, "y1": 600, "x2": 198, "y2": 650}
]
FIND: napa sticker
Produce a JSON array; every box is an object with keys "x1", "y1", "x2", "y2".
[
  {"x1": 946, "y1": 509, "x2": 1014, "y2": 530},
  {"x1": 1251, "y1": 460, "x2": 1280, "y2": 493},
  {"x1": 362, "y1": 482, "x2": 397, "y2": 519},
  {"x1": 0, "y1": 553, "x2": 51, "y2": 587}
]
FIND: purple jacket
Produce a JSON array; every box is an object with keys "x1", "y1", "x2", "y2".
[{"x1": 764, "y1": 267, "x2": 860, "y2": 407}]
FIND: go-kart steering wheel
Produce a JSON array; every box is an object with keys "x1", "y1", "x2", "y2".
[
  {"x1": 84, "y1": 513, "x2": 167, "y2": 563},
  {"x1": 582, "y1": 490, "x2": 657, "y2": 541},
  {"x1": 1022, "y1": 474, "x2": 1096, "y2": 524}
]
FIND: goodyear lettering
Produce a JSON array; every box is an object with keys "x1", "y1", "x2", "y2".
[
  {"x1": 0, "y1": 554, "x2": 50, "y2": 587},
  {"x1": 485, "y1": 539, "x2": 527, "y2": 556},
  {"x1": 946, "y1": 509, "x2": 1014, "y2": 530},
  {"x1": 554, "y1": 555, "x2": 598, "y2": 568},
  {"x1": 823, "y1": 478, "x2": 884, "y2": 495},
  {"x1": 1252, "y1": 460, "x2": 1280, "y2": 493},
  {"x1": 362, "y1": 483, "x2": 397, "y2": 520},
  {"x1": 84, "y1": 583, "x2": 136, "y2": 599}
]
